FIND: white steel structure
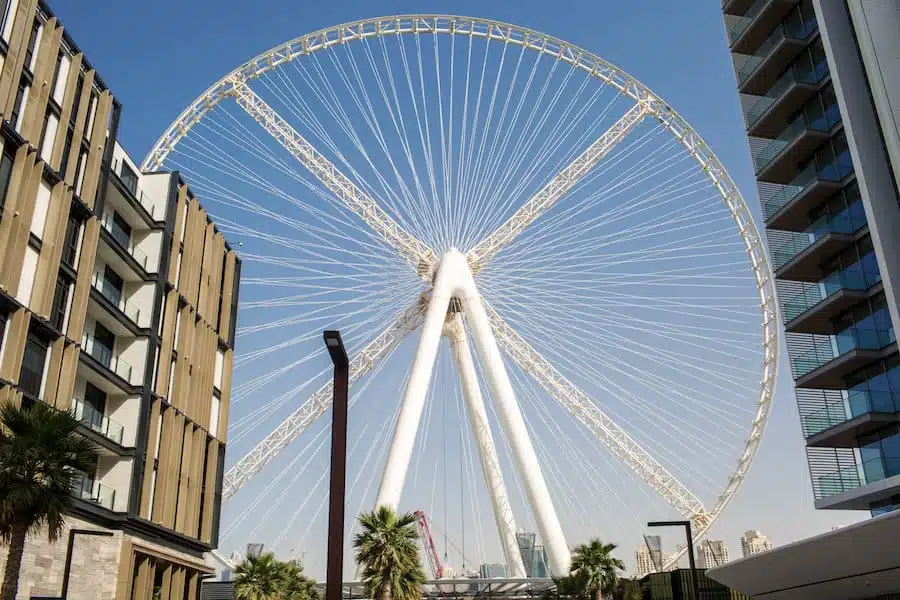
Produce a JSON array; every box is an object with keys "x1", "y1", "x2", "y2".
[{"x1": 145, "y1": 16, "x2": 778, "y2": 576}]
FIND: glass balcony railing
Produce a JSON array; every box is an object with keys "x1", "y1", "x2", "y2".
[
  {"x1": 71, "y1": 471, "x2": 116, "y2": 510},
  {"x1": 770, "y1": 212, "x2": 861, "y2": 271},
  {"x1": 73, "y1": 397, "x2": 125, "y2": 445},
  {"x1": 744, "y1": 66, "x2": 827, "y2": 130},
  {"x1": 101, "y1": 214, "x2": 148, "y2": 270},
  {"x1": 802, "y1": 391, "x2": 900, "y2": 437},
  {"x1": 761, "y1": 161, "x2": 853, "y2": 220},
  {"x1": 753, "y1": 104, "x2": 841, "y2": 174},
  {"x1": 781, "y1": 270, "x2": 869, "y2": 323},
  {"x1": 92, "y1": 272, "x2": 141, "y2": 325},
  {"x1": 112, "y1": 159, "x2": 157, "y2": 219},
  {"x1": 792, "y1": 327, "x2": 896, "y2": 378},
  {"x1": 727, "y1": 0, "x2": 769, "y2": 43},
  {"x1": 81, "y1": 331, "x2": 133, "y2": 382},
  {"x1": 736, "y1": 18, "x2": 818, "y2": 85},
  {"x1": 862, "y1": 454, "x2": 900, "y2": 484},
  {"x1": 817, "y1": 463, "x2": 863, "y2": 498}
]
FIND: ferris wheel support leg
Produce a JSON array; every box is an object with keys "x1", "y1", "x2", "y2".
[
  {"x1": 454, "y1": 257, "x2": 571, "y2": 576},
  {"x1": 375, "y1": 280, "x2": 453, "y2": 509},
  {"x1": 447, "y1": 316, "x2": 527, "y2": 578}
]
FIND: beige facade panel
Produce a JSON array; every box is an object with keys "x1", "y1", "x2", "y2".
[
  {"x1": 19, "y1": 17, "x2": 62, "y2": 144},
  {"x1": 49, "y1": 53, "x2": 83, "y2": 173},
  {"x1": 139, "y1": 398, "x2": 162, "y2": 519},
  {"x1": 51, "y1": 340, "x2": 80, "y2": 410},
  {"x1": 66, "y1": 215, "x2": 99, "y2": 341},
  {"x1": 30, "y1": 182, "x2": 69, "y2": 319},
  {"x1": 0, "y1": 0, "x2": 38, "y2": 115},
  {"x1": 218, "y1": 249, "x2": 236, "y2": 341},
  {"x1": 62, "y1": 66, "x2": 93, "y2": 188},
  {"x1": 200, "y1": 438, "x2": 219, "y2": 543},
  {"x1": 217, "y1": 348, "x2": 233, "y2": 442},
  {"x1": 77, "y1": 89, "x2": 111, "y2": 209},
  {"x1": 0, "y1": 147, "x2": 40, "y2": 297},
  {"x1": 0, "y1": 306, "x2": 28, "y2": 382}
]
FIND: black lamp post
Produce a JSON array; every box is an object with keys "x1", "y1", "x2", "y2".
[
  {"x1": 324, "y1": 330, "x2": 349, "y2": 600},
  {"x1": 647, "y1": 520, "x2": 700, "y2": 600}
]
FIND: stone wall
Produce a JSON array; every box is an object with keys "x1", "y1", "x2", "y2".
[{"x1": 0, "y1": 516, "x2": 124, "y2": 600}]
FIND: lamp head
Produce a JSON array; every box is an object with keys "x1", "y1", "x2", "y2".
[{"x1": 323, "y1": 330, "x2": 348, "y2": 368}]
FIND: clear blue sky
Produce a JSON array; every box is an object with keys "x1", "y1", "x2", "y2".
[{"x1": 53, "y1": 0, "x2": 864, "y2": 575}]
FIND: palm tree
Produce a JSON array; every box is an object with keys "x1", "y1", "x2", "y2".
[
  {"x1": 234, "y1": 552, "x2": 285, "y2": 600},
  {"x1": 353, "y1": 506, "x2": 425, "y2": 600},
  {"x1": 277, "y1": 560, "x2": 320, "y2": 600},
  {"x1": 569, "y1": 539, "x2": 626, "y2": 600},
  {"x1": 0, "y1": 401, "x2": 97, "y2": 600}
]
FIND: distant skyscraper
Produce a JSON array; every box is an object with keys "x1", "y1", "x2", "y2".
[
  {"x1": 697, "y1": 539, "x2": 729, "y2": 568},
  {"x1": 644, "y1": 535, "x2": 663, "y2": 570},
  {"x1": 635, "y1": 546, "x2": 656, "y2": 578},
  {"x1": 479, "y1": 563, "x2": 507, "y2": 579},
  {"x1": 740, "y1": 530, "x2": 773, "y2": 558}
]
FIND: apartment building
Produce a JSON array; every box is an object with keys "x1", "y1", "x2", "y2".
[
  {"x1": 723, "y1": 0, "x2": 900, "y2": 516},
  {"x1": 712, "y1": 0, "x2": 900, "y2": 595},
  {"x1": 0, "y1": 1, "x2": 241, "y2": 598}
]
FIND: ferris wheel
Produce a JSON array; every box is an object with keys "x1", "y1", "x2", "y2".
[{"x1": 144, "y1": 16, "x2": 778, "y2": 576}]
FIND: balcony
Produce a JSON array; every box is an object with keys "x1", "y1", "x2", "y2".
[
  {"x1": 81, "y1": 331, "x2": 134, "y2": 383},
  {"x1": 728, "y1": 0, "x2": 797, "y2": 54},
  {"x1": 101, "y1": 213, "x2": 149, "y2": 271},
  {"x1": 774, "y1": 230, "x2": 861, "y2": 283},
  {"x1": 753, "y1": 106, "x2": 840, "y2": 183},
  {"x1": 723, "y1": 0, "x2": 756, "y2": 16},
  {"x1": 794, "y1": 332, "x2": 897, "y2": 390},
  {"x1": 782, "y1": 272, "x2": 876, "y2": 334},
  {"x1": 805, "y1": 391, "x2": 900, "y2": 447},
  {"x1": 736, "y1": 18, "x2": 818, "y2": 96},
  {"x1": 111, "y1": 158, "x2": 159, "y2": 222},
  {"x1": 744, "y1": 67, "x2": 828, "y2": 137},
  {"x1": 816, "y1": 455, "x2": 900, "y2": 509},
  {"x1": 91, "y1": 272, "x2": 142, "y2": 326},
  {"x1": 71, "y1": 471, "x2": 116, "y2": 510},
  {"x1": 762, "y1": 164, "x2": 849, "y2": 230},
  {"x1": 73, "y1": 397, "x2": 125, "y2": 445}
]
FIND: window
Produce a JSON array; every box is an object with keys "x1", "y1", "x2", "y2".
[
  {"x1": 83, "y1": 92, "x2": 97, "y2": 139},
  {"x1": 10, "y1": 81, "x2": 28, "y2": 132},
  {"x1": 61, "y1": 212, "x2": 81, "y2": 267},
  {"x1": 22, "y1": 20, "x2": 38, "y2": 72},
  {"x1": 93, "y1": 322, "x2": 115, "y2": 369},
  {"x1": 74, "y1": 149, "x2": 87, "y2": 196},
  {"x1": 16, "y1": 246, "x2": 38, "y2": 305},
  {"x1": 109, "y1": 211, "x2": 131, "y2": 249},
  {"x1": 50, "y1": 273, "x2": 70, "y2": 331},
  {"x1": 209, "y1": 394, "x2": 220, "y2": 436},
  {"x1": 0, "y1": 149, "x2": 13, "y2": 217},
  {"x1": 120, "y1": 162, "x2": 138, "y2": 196},
  {"x1": 39, "y1": 113, "x2": 59, "y2": 163},
  {"x1": 59, "y1": 127, "x2": 73, "y2": 175},
  {"x1": 19, "y1": 329, "x2": 48, "y2": 397},
  {"x1": 30, "y1": 180, "x2": 50, "y2": 238},
  {"x1": 69, "y1": 72, "x2": 84, "y2": 126},
  {"x1": 0, "y1": 0, "x2": 16, "y2": 41},
  {"x1": 100, "y1": 265, "x2": 123, "y2": 306},
  {"x1": 0, "y1": 310, "x2": 8, "y2": 369},
  {"x1": 82, "y1": 381, "x2": 106, "y2": 429}
]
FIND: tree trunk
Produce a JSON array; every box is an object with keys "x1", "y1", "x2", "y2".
[
  {"x1": 1, "y1": 523, "x2": 28, "y2": 600},
  {"x1": 379, "y1": 581, "x2": 392, "y2": 600},
  {"x1": 594, "y1": 587, "x2": 604, "y2": 600}
]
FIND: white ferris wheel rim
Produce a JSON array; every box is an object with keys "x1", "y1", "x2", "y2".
[{"x1": 143, "y1": 14, "x2": 780, "y2": 560}]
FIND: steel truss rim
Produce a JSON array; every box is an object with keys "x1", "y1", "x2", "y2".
[{"x1": 143, "y1": 14, "x2": 780, "y2": 563}]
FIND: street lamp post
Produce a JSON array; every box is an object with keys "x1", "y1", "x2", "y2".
[
  {"x1": 324, "y1": 330, "x2": 349, "y2": 600},
  {"x1": 647, "y1": 520, "x2": 700, "y2": 600}
]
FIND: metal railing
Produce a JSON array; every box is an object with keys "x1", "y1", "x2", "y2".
[
  {"x1": 71, "y1": 471, "x2": 116, "y2": 510},
  {"x1": 818, "y1": 455, "x2": 900, "y2": 498},
  {"x1": 744, "y1": 65, "x2": 826, "y2": 130},
  {"x1": 101, "y1": 213, "x2": 148, "y2": 270},
  {"x1": 792, "y1": 327, "x2": 895, "y2": 379},
  {"x1": 801, "y1": 391, "x2": 900, "y2": 437},
  {"x1": 91, "y1": 272, "x2": 141, "y2": 325},
  {"x1": 752, "y1": 104, "x2": 840, "y2": 173},
  {"x1": 780, "y1": 269, "x2": 869, "y2": 323},
  {"x1": 81, "y1": 331, "x2": 133, "y2": 382},
  {"x1": 736, "y1": 19, "x2": 818, "y2": 85},
  {"x1": 111, "y1": 158, "x2": 157, "y2": 219},
  {"x1": 72, "y1": 397, "x2": 125, "y2": 445},
  {"x1": 770, "y1": 212, "x2": 860, "y2": 271},
  {"x1": 727, "y1": 0, "x2": 770, "y2": 43}
]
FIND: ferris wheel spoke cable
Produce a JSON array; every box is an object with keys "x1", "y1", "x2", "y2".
[{"x1": 144, "y1": 16, "x2": 778, "y2": 571}]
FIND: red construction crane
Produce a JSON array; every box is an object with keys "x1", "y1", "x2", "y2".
[{"x1": 414, "y1": 510, "x2": 442, "y2": 578}]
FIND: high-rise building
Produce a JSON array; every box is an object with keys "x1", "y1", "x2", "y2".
[
  {"x1": 515, "y1": 530, "x2": 550, "y2": 578},
  {"x1": 740, "y1": 530, "x2": 773, "y2": 557},
  {"x1": 0, "y1": 1, "x2": 241, "y2": 598},
  {"x1": 722, "y1": 0, "x2": 900, "y2": 516},
  {"x1": 635, "y1": 535, "x2": 664, "y2": 577},
  {"x1": 696, "y1": 539, "x2": 730, "y2": 568},
  {"x1": 479, "y1": 563, "x2": 508, "y2": 579}
]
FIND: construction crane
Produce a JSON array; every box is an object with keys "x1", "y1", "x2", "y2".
[{"x1": 414, "y1": 510, "x2": 443, "y2": 578}]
